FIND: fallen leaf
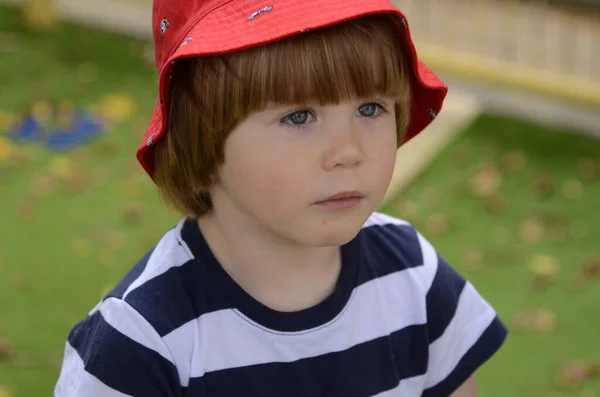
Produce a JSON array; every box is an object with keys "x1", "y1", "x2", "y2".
[
  {"x1": 106, "y1": 231, "x2": 127, "y2": 250},
  {"x1": 556, "y1": 360, "x2": 590, "y2": 389},
  {"x1": 395, "y1": 200, "x2": 419, "y2": 224},
  {"x1": 451, "y1": 147, "x2": 468, "y2": 165},
  {"x1": 48, "y1": 156, "x2": 77, "y2": 180},
  {"x1": 577, "y1": 158, "x2": 596, "y2": 181},
  {"x1": 520, "y1": 217, "x2": 544, "y2": 243},
  {"x1": 503, "y1": 151, "x2": 528, "y2": 173},
  {"x1": 121, "y1": 202, "x2": 145, "y2": 225},
  {"x1": 510, "y1": 311, "x2": 534, "y2": 332},
  {"x1": 66, "y1": 170, "x2": 88, "y2": 194},
  {"x1": 461, "y1": 248, "x2": 483, "y2": 271},
  {"x1": 533, "y1": 309, "x2": 557, "y2": 332},
  {"x1": 0, "y1": 385, "x2": 13, "y2": 397},
  {"x1": 581, "y1": 257, "x2": 600, "y2": 279},
  {"x1": 562, "y1": 179, "x2": 583, "y2": 200},
  {"x1": 532, "y1": 172, "x2": 555, "y2": 198},
  {"x1": 469, "y1": 165, "x2": 502, "y2": 198},
  {"x1": 425, "y1": 214, "x2": 451, "y2": 237},
  {"x1": 100, "y1": 93, "x2": 136, "y2": 122},
  {"x1": 10, "y1": 273, "x2": 31, "y2": 291},
  {"x1": 30, "y1": 174, "x2": 56, "y2": 197},
  {"x1": 484, "y1": 194, "x2": 506, "y2": 214},
  {"x1": 529, "y1": 254, "x2": 560, "y2": 289},
  {"x1": 71, "y1": 239, "x2": 91, "y2": 259},
  {"x1": 422, "y1": 189, "x2": 440, "y2": 207},
  {"x1": 16, "y1": 201, "x2": 35, "y2": 220},
  {"x1": 0, "y1": 338, "x2": 15, "y2": 361},
  {"x1": 0, "y1": 138, "x2": 16, "y2": 163}
]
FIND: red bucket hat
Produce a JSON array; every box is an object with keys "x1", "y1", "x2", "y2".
[{"x1": 137, "y1": 0, "x2": 448, "y2": 179}]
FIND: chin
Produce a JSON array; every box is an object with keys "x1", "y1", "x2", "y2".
[{"x1": 300, "y1": 211, "x2": 368, "y2": 247}]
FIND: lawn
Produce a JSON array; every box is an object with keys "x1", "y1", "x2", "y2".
[{"x1": 1, "y1": 5, "x2": 599, "y2": 397}]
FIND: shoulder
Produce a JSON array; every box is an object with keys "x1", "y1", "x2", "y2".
[{"x1": 359, "y1": 212, "x2": 437, "y2": 286}]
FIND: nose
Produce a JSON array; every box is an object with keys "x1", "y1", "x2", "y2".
[{"x1": 322, "y1": 121, "x2": 365, "y2": 171}]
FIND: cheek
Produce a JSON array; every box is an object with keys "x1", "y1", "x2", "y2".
[{"x1": 224, "y1": 148, "x2": 311, "y2": 208}]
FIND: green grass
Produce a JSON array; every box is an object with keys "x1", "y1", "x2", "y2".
[{"x1": 1, "y1": 4, "x2": 600, "y2": 396}]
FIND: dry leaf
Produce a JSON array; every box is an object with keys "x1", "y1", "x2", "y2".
[
  {"x1": 16, "y1": 201, "x2": 35, "y2": 220},
  {"x1": 395, "y1": 200, "x2": 419, "y2": 224},
  {"x1": 520, "y1": 217, "x2": 544, "y2": 243},
  {"x1": 511, "y1": 311, "x2": 534, "y2": 332},
  {"x1": 66, "y1": 170, "x2": 88, "y2": 194},
  {"x1": 529, "y1": 254, "x2": 560, "y2": 289},
  {"x1": 461, "y1": 248, "x2": 483, "y2": 271},
  {"x1": 503, "y1": 151, "x2": 528, "y2": 173},
  {"x1": 451, "y1": 147, "x2": 468, "y2": 165},
  {"x1": 562, "y1": 179, "x2": 583, "y2": 200},
  {"x1": 0, "y1": 338, "x2": 15, "y2": 361},
  {"x1": 533, "y1": 309, "x2": 557, "y2": 332},
  {"x1": 426, "y1": 214, "x2": 451, "y2": 237},
  {"x1": 10, "y1": 273, "x2": 31, "y2": 291},
  {"x1": 106, "y1": 231, "x2": 127, "y2": 250},
  {"x1": 0, "y1": 138, "x2": 16, "y2": 163},
  {"x1": 422, "y1": 189, "x2": 439, "y2": 207},
  {"x1": 577, "y1": 158, "x2": 596, "y2": 181},
  {"x1": 469, "y1": 165, "x2": 502, "y2": 198},
  {"x1": 484, "y1": 194, "x2": 506, "y2": 214},
  {"x1": 121, "y1": 202, "x2": 145, "y2": 225},
  {"x1": 532, "y1": 172, "x2": 555, "y2": 198},
  {"x1": 48, "y1": 156, "x2": 77, "y2": 180},
  {"x1": 581, "y1": 257, "x2": 600, "y2": 279},
  {"x1": 556, "y1": 360, "x2": 590, "y2": 388},
  {"x1": 30, "y1": 174, "x2": 56, "y2": 197},
  {"x1": 71, "y1": 239, "x2": 91, "y2": 259},
  {"x1": 0, "y1": 385, "x2": 13, "y2": 397}
]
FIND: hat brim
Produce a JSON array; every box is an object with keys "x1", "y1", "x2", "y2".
[{"x1": 137, "y1": 0, "x2": 448, "y2": 179}]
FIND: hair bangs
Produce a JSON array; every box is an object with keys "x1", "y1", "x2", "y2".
[{"x1": 231, "y1": 14, "x2": 410, "y2": 111}]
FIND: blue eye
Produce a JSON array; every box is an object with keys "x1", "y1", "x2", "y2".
[
  {"x1": 281, "y1": 110, "x2": 314, "y2": 128},
  {"x1": 357, "y1": 103, "x2": 384, "y2": 117}
]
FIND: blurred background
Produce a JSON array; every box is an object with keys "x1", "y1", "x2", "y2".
[{"x1": 0, "y1": 0, "x2": 599, "y2": 396}]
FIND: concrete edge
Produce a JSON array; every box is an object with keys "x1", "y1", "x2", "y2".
[{"x1": 382, "y1": 91, "x2": 482, "y2": 206}]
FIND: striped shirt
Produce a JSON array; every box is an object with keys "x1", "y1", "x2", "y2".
[{"x1": 54, "y1": 212, "x2": 507, "y2": 397}]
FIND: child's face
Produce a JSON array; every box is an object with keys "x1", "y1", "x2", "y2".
[{"x1": 211, "y1": 97, "x2": 398, "y2": 246}]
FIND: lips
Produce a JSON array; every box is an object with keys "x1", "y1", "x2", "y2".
[
  {"x1": 318, "y1": 191, "x2": 364, "y2": 203},
  {"x1": 314, "y1": 191, "x2": 365, "y2": 210}
]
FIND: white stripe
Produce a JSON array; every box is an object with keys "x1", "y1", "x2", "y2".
[
  {"x1": 163, "y1": 266, "x2": 428, "y2": 379},
  {"x1": 123, "y1": 220, "x2": 192, "y2": 299},
  {"x1": 99, "y1": 298, "x2": 175, "y2": 366},
  {"x1": 425, "y1": 282, "x2": 496, "y2": 388},
  {"x1": 54, "y1": 342, "x2": 132, "y2": 397},
  {"x1": 372, "y1": 374, "x2": 426, "y2": 396},
  {"x1": 416, "y1": 230, "x2": 439, "y2": 291},
  {"x1": 363, "y1": 212, "x2": 410, "y2": 229}
]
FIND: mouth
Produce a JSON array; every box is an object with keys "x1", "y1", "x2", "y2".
[{"x1": 314, "y1": 191, "x2": 365, "y2": 210}]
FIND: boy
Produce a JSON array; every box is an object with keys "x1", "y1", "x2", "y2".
[{"x1": 55, "y1": 0, "x2": 507, "y2": 396}]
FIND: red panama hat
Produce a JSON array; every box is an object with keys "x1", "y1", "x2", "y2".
[{"x1": 137, "y1": 0, "x2": 448, "y2": 180}]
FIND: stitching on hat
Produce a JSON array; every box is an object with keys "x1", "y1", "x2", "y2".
[
  {"x1": 159, "y1": 19, "x2": 169, "y2": 36},
  {"x1": 399, "y1": 17, "x2": 407, "y2": 28},
  {"x1": 248, "y1": 5, "x2": 273, "y2": 21},
  {"x1": 180, "y1": 37, "x2": 193, "y2": 47}
]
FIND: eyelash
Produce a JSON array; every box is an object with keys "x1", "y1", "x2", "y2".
[{"x1": 279, "y1": 102, "x2": 389, "y2": 130}]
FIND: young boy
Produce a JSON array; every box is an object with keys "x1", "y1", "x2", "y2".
[{"x1": 55, "y1": 0, "x2": 507, "y2": 396}]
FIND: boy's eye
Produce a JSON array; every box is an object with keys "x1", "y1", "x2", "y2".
[
  {"x1": 357, "y1": 103, "x2": 384, "y2": 118},
  {"x1": 284, "y1": 110, "x2": 312, "y2": 125}
]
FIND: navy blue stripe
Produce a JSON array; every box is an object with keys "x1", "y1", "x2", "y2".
[
  {"x1": 68, "y1": 310, "x2": 181, "y2": 396},
  {"x1": 358, "y1": 223, "x2": 423, "y2": 286},
  {"x1": 426, "y1": 254, "x2": 467, "y2": 343},
  {"x1": 124, "y1": 258, "x2": 232, "y2": 336},
  {"x1": 187, "y1": 324, "x2": 429, "y2": 397},
  {"x1": 422, "y1": 316, "x2": 508, "y2": 397},
  {"x1": 105, "y1": 247, "x2": 153, "y2": 300}
]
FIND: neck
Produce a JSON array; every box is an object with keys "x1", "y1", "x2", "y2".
[{"x1": 197, "y1": 210, "x2": 341, "y2": 312}]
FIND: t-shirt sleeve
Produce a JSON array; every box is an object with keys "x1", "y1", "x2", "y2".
[
  {"x1": 54, "y1": 297, "x2": 181, "y2": 397},
  {"x1": 415, "y1": 231, "x2": 508, "y2": 397}
]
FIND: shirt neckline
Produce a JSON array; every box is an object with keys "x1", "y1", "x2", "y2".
[{"x1": 181, "y1": 217, "x2": 361, "y2": 332}]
